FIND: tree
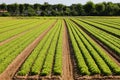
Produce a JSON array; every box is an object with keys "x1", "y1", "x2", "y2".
[
  {"x1": 70, "y1": 4, "x2": 85, "y2": 16},
  {"x1": 34, "y1": 4, "x2": 40, "y2": 11},
  {"x1": 0, "y1": 3, "x2": 7, "y2": 10},
  {"x1": 112, "y1": 4, "x2": 120, "y2": 15},
  {"x1": 95, "y1": 3, "x2": 105, "y2": 15},
  {"x1": 6, "y1": 3, "x2": 19, "y2": 16},
  {"x1": 24, "y1": 3, "x2": 30, "y2": 10},
  {"x1": 1, "y1": 2, "x2": 120, "y2": 16},
  {"x1": 19, "y1": 4, "x2": 25, "y2": 15},
  {"x1": 27, "y1": 6, "x2": 36, "y2": 16},
  {"x1": 70, "y1": 4, "x2": 78, "y2": 16},
  {"x1": 104, "y1": 2, "x2": 119, "y2": 16},
  {"x1": 84, "y1": 1, "x2": 95, "y2": 15},
  {"x1": 63, "y1": 7, "x2": 70, "y2": 16}
]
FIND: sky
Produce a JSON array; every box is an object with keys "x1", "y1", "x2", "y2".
[{"x1": 0, "y1": 0, "x2": 120, "y2": 5}]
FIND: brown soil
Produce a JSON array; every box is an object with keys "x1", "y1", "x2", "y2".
[
  {"x1": 0, "y1": 20, "x2": 49, "y2": 46},
  {"x1": 14, "y1": 75, "x2": 61, "y2": 80},
  {"x1": 64, "y1": 20, "x2": 83, "y2": 79},
  {"x1": 77, "y1": 75, "x2": 120, "y2": 80},
  {"x1": 0, "y1": 20, "x2": 57, "y2": 80},
  {"x1": 62, "y1": 20, "x2": 73, "y2": 80}
]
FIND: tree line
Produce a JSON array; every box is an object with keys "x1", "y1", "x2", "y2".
[{"x1": 0, "y1": 1, "x2": 120, "y2": 16}]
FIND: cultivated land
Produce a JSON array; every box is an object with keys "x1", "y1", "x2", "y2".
[{"x1": 0, "y1": 17, "x2": 120, "y2": 80}]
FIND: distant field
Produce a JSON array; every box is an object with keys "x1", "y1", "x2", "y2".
[{"x1": 0, "y1": 17, "x2": 120, "y2": 80}]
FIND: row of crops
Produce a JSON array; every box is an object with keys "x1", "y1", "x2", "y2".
[
  {"x1": 72, "y1": 19, "x2": 120, "y2": 57},
  {"x1": 0, "y1": 19, "x2": 48, "y2": 42},
  {"x1": 0, "y1": 19, "x2": 56, "y2": 74},
  {"x1": 17, "y1": 19, "x2": 63, "y2": 76},
  {"x1": 0, "y1": 17, "x2": 120, "y2": 79},
  {"x1": 65, "y1": 19, "x2": 120, "y2": 75},
  {"x1": 77, "y1": 19, "x2": 120, "y2": 37}
]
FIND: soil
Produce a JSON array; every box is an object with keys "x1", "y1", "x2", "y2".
[
  {"x1": 62, "y1": 20, "x2": 73, "y2": 80},
  {"x1": 0, "y1": 20, "x2": 49, "y2": 46},
  {"x1": 64, "y1": 20, "x2": 84, "y2": 80},
  {"x1": 0, "y1": 20, "x2": 57, "y2": 80}
]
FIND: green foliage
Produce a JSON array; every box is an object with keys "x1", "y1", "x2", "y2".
[
  {"x1": 0, "y1": 1, "x2": 120, "y2": 16},
  {"x1": 72, "y1": 18, "x2": 120, "y2": 75}
]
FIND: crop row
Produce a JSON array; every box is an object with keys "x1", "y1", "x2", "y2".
[
  {"x1": 77, "y1": 19, "x2": 120, "y2": 37},
  {"x1": 0, "y1": 20, "x2": 56, "y2": 74},
  {"x1": 65, "y1": 19, "x2": 120, "y2": 75},
  {"x1": 0, "y1": 19, "x2": 37, "y2": 33},
  {"x1": 18, "y1": 20, "x2": 63, "y2": 76},
  {"x1": 72, "y1": 19, "x2": 120, "y2": 57},
  {"x1": 0, "y1": 19, "x2": 47, "y2": 42},
  {"x1": 85, "y1": 19, "x2": 120, "y2": 30}
]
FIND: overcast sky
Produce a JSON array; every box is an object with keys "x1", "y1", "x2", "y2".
[{"x1": 0, "y1": 0, "x2": 120, "y2": 5}]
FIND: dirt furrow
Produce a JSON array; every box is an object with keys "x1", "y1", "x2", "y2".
[
  {"x1": 62, "y1": 20, "x2": 73, "y2": 80},
  {"x1": 0, "y1": 20, "x2": 49, "y2": 46},
  {"x1": 0, "y1": 20, "x2": 57, "y2": 80}
]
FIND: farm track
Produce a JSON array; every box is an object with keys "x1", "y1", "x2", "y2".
[
  {"x1": 71, "y1": 19, "x2": 120, "y2": 64},
  {"x1": 0, "y1": 20, "x2": 49, "y2": 46},
  {"x1": 62, "y1": 20, "x2": 73, "y2": 80},
  {"x1": 0, "y1": 20, "x2": 57, "y2": 80},
  {"x1": 64, "y1": 20, "x2": 80, "y2": 80}
]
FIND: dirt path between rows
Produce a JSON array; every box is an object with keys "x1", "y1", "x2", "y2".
[
  {"x1": 0, "y1": 20, "x2": 49, "y2": 46},
  {"x1": 62, "y1": 20, "x2": 73, "y2": 80},
  {"x1": 0, "y1": 20, "x2": 57, "y2": 80}
]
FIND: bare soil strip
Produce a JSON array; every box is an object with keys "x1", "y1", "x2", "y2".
[
  {"x1": 15, "y1": 75, "x2": 61, "y2": 80},
  {"x1": 0, "y1": 20, "x2": 49, "y2": 46},
  {"x1": 77, "y1": 75, "x2": 120, "y2": 80},
  {"x1": 64, "y1": 20, "x2": 81, "y2": 80},
  {"x1": 0, "y1": 20, "x2": 57, "y2": 80},
  {"x1": 62, "y1": 20, "x2": 73, "y2": 80}
]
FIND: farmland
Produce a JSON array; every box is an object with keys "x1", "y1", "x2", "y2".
[{"x1": 0, "y1": 17, "x2": 120, "y2": 80}]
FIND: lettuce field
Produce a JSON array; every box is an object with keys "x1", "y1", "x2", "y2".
[{"x1": 0, "y1": 17, "x2": 120, "y2": 80}]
